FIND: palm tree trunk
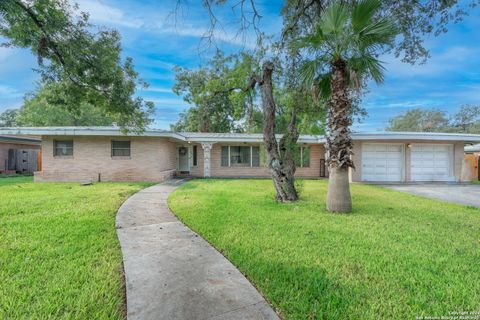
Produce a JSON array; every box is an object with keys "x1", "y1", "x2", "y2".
[
  {"x1": 258, "y1": 62, "x2": 299, "y2": 202},
  {"x1": 326, "y1": 58, "x2": 353, "y2": 213}
]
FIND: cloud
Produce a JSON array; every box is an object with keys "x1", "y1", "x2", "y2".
[
  {"x1": 0, "y1": 47, "x2": 13, "y2": 62},
  {"x1": 0, "y1": 85, "x2": 23, "y2": 98},
  {"x1": 74, "y1": 0, "x2": 258, "y2": 48},
  {"x1": 147, "y1": 97, "x2": 191, "y2": 108},
  {"x1": 75, "y1": 0, "x2": 143, "y2": 28},
  {"x1": 382, "y1": 46, "x2": 480, "y2": 77},
  {"x1": 140, "y1": 86, "x2": 173, "y2": 93}
]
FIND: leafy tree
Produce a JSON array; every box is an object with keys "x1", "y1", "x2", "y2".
[
  {"x1": 281, "y1": 0, "x2": 480, "y2": 64},
  {"x1": 386, "y1": 105, "x2": 480, "y2": 133},
  {"x1": 14, "y1": 83, "x2": 114, "y2": 126},
  {"x1": 298, "y1": 0, "x2": 397, "y2": 212},
  {"x1": 386, "y1": 108, "x2": 449, "y2": 132},
  {"x1": 172, "y1": 51, "x2": 259, "y2": 132},
  {"x1": 0, "y1": 109, "x2": 19, "y2": 126},
  {"x1": 0, "y1": 0, "x2": 153, "y2": 130},
  {"x1": 450, "y1": 105, "x2": 480, "y2": 133}
]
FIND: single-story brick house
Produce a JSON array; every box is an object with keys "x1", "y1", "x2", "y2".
[
  {"x1": 0, "y1": 135, "x2": 41, "y2": 174},
  {"x1": 1, "y1": 127, "x2": 480, "y2": 183}
]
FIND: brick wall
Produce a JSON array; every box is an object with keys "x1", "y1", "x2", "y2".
[
  {"x1": 206, "y1": 143, "x2": 326, "y2": 178},
  {"x1": 35, "y1": 136, "x2": 177, "y2": 182}
]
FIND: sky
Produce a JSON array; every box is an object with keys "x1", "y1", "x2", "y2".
[{"x1": 0, "y1": 0, "x2": 479, "y2": 132}]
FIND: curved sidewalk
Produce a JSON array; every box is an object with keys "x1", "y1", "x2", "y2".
[{"x1": 116, "y1": 179, "x2": 279, "y2": 320}]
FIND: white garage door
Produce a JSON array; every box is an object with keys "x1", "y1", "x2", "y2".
[
  {"x1": 362, "y1": 144, "x2": 404, "y2": 182},
  {"x1": 410, "y1": 144, "x2": 454, "y2": 181}
]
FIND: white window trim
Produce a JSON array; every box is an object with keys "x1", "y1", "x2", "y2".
[
  {"x1": 298, "y1": 146, "x2": 310, "y2": 168},
  {"x1": 222, "y1": 145, "x2": 260, "y2": 167}
]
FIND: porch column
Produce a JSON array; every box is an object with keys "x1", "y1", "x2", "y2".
[{"x1": 201, "y1": 142, "x2": 214, "y2": 177}]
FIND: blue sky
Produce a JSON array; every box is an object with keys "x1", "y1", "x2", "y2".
[{"x1": 0, "y1": 0, "x2": 479, "y2": 131}]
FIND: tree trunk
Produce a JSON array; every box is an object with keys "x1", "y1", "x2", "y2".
[
  {"x1": 257, "y1": 62, "x2": 299, "y2": 202},
  {"x1": 325, "y1": 58, "x2": 353, "y2": 213},
  {"x1": 326, "y1": 166, "x2": 351, "y2": 212}
]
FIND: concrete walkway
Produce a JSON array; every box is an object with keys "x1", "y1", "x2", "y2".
[{"x1": 116, "y1": 179, "x2": 279, "y2": 320}]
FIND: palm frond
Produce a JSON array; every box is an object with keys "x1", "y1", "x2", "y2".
[
  {"x1": 348, "y1": 54, "x2": 386, "y2": 85},
  {"x1": 320, "y1": 1, "x2": 349, "y2": 38},
  {"x1": 357, "y1": 18, "x2": 398, "y2": 50},
  {"x1": 315, "y1": 73, "x2": 332, "y2": 100},
  {"x1": 352, "y1": 0, "x2": 382, "y2": 33}
]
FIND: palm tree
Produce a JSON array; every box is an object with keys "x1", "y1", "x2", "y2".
[{"x1": 298, "y1": 0, "x2": 397, "y2": 212}]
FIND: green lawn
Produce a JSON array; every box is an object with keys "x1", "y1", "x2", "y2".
[
  {"x1": 0, "y1": 177, "x2": 153, "y2": 319},
  {"x1": 169, "y1": 179, "x2": 480, "y2": 320}
]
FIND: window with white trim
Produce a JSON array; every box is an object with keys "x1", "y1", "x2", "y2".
[
  {"x1": 220, "y1": 146, "x2": 261, "y2": 167},
  {"x1": 295, "y1": 146, "x2": 310, "y2": 168}
]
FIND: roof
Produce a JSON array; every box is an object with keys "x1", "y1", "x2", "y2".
[
  {"x1": 1, "y1": 127, "x2": 480, "y2": 143},
  {"x1": 465, "y1": 143, "x2": 480, "y2": 153},
  {"x1": 0, "y1": 135, "x2": 41, "y2": 145}
]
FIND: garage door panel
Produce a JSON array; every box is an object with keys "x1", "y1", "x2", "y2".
[
  {"x1": 410, "y1": 144, "x2": 454, "y2": 181},
  {"x1": 362, "y1": 143, "x2": 404, "y2": 182},
  {"x1": 387, "y1": 145, "x2": 402, "y2": 152}
]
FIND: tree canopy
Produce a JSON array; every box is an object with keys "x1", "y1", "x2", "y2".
[
  {"x1": 171, "y1": 50, "x2": 326, "y2": 134},
  {"x1": 0, "y1": 0, "x2": 153, "y2": 130},
  {"x1": 0, "y1": 82, "x2": 115, "y2": 127},
  {"x1": 386, "y1": 105, "x2": 480, "y2": 133}
]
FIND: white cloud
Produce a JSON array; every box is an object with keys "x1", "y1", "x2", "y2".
[
  {"x1": 0, "y1": 84, "x2": 23, "y2": 98},
  {"x1": 140, "y1": 86, "x2": 173, "y2": 93},
  {"x1": 74, "y1": 0, "x2": 143, "y2": 28},
  {"x1": 147, "y1": 97, "x2": 190, "y2": 108},
  {"x1": 0, "y1": 47, "x2": 13, "y2": 62},
  {"x1": 383, "y1": 46, "x2": 480, "y2": 77},
  {"x1": 74, "y1": 0, "x2": 257, "y2": 48}
]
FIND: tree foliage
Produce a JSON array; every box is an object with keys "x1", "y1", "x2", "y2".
[
  {"x1": 172, "y1": 50, "x2": 260, "y2": 132},
  {"x1": 281, "y1": 0, "x2": 479, "y2": 64},
  {"x1": 0, "y1": 0, "x2": 153, "y2": 130},
  {"x1": 0, "y1": 82, "x2": 115, "y2": 127},
  {"x1": 172, "y1": 48, "x2": 327, "y2": 134},
  {"x1": 0, "y1": 109, "x2": 19, "y2": 126},
  {"x1": 386, "y1": 106, "x2": 480, "y2": 133}
]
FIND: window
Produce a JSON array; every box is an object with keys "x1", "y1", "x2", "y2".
[
  {"x1": 252, "y1": 147, "x2": 260, "y2": 167},
  {"x1": 220, "y1": 146, "x2": 261, "y2": 167},
  {"x1": 230, "y1": 146, "x2": 251, "y2": 167},
  {"x1": 295, "y1": 146, "x2": 311, "y2": 168},
  {"x1": 54, "y1": 140, "x2": 73, "y2": 156},
  {"x1": 193, "y1": 145, "x2": 198, "y2": 166},
  {"x1": 221, "y1": 146, "x2": 229, "y2": 166},
  {"x1": 112, "y1": 140, "x2": 131, "y2": 157},
  {"x1": 302, "y1": 146, "x2": 310, "y2": 167}
]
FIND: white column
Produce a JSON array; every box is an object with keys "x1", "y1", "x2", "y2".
[{"x1": 201, "y1": 142, "x2": 214, "y2": 177}]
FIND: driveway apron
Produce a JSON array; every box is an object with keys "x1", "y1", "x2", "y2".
[
  {"x1": 116, "y1": 179, "x2": 279, "y2": 320},
  {"x1": 382, "y1": 184, "x2": 480, "y2": 208}
]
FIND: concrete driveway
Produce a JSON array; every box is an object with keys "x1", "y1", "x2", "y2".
[{"x1": 382, "y1": 184, "x2": 480, "y2": 208}]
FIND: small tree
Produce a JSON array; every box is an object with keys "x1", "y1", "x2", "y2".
[{"x1": 298, "y1": 0, "x2": 397, "y2": 212}]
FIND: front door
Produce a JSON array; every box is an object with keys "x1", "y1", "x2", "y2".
[{"x1": 178, "y1": 146, "x2": 189, "y2": 172}]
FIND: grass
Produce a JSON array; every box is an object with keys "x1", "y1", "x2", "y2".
[
  {"x1": 0, "y1": 177, "x2": 153, "y2": 319},
  {"x1": 169, "y1": 179, "x2": 480, "y2": 320}
]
